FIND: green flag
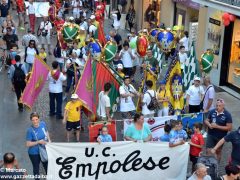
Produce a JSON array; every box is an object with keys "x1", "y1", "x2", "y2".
[{"x1": 183, "y1": 42, "x2": 201, "y2": 91}]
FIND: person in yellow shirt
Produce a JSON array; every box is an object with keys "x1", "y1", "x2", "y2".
[
  {"x1": 157, "y1": 80, "x2": 170, "y2": 116},
  {"x1": 39, "y1": 47, "x2": 47, "y2": 62},
  {"x1": 62, "y1": 94, "x2": 83, "y2": 142},
  {"x1": 117, "y1": 64, "x2": 125, "y2": 78}
]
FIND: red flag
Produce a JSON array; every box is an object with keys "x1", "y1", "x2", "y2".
[
  {"x1": 88, "y1": 121, "x2": 117, "y2": 142},
  {"x1": 20, "y1": 56, "x2": 50, "y2": 109}
]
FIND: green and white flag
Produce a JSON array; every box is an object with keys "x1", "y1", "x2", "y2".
[
  {"x1": 152, "y1": 43, "x2": 163, "y2": 72},
  {"x1": 183, "y1": 42, "x2": 201, "y2": 91}
]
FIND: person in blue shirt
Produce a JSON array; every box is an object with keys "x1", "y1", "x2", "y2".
[
  {"x1": 26, "y1": 112, "x2": 51, "y2": 180},
  {"x1": 124, "y1": 113, "x2": 152, "y2": 142},
  {"x1": 160, "y1": 124, "x2": 171, "y2": 142},
  {"x1": 169, "y1": 120, "x2": 185, "y2": 147},
  {"x1": 177, "y1": 120, "x2": 188, "y2": 141},
  {"x1": 97, "y1": 126, "x2": 113, "y2": 143}
]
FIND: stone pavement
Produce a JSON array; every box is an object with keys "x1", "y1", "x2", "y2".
[{"x1": 0, "y1": 10, "x2": 239, "y2": 179}]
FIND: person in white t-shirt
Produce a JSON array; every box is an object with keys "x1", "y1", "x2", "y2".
[
  {"x1": 97, "y1": 82, "x2": 112, "y2": 121},
  {"x1": 178, "y1": 45, "x2": 188, "y2": 73},
  {"x1": 141, "y1": 80, "x2": 155, "y2": 118},
  {"x1": 180, "y1": 31, "x2": 189, "y2": 52},
  {"x1": 111, "y1": 9, "x2": 121, "y2": 32},
  {"x1": 26, "y1": 0, "x2": 35, "y2": 34},
  {"x1": 48, "y1": 61, "x2": 66, "y2": 119},
  {"x1": 119, "y1": 41, "x2": 135, "y2": 77},
  {"x1": 71, "y1": 0, "x2": 82, "y2": 19},
  {"x1": 203, "y1": 75, "x2": 215, "y2": 113},
  {"x1": 119, "y1": 76, "x2": 141, "y2": 119},
  {"x1": 186, "y1": 77, "x2": 204, "y2": 113},
  {"x1": 88, "y1": 18, "x2": 97, "y2": 39},
  {"x1": 39, "y1": 17, "x2": 52, "y2": 55}
]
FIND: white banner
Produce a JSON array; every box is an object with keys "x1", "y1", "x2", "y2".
[
  {"x1": 46, "y1": 142, "x2": 189, "y2": 180},
  {"x1": 124, "y1": 116, "x2": 177, "y2": 141},
  {"x1": 25, "y1": 2, "x2": 50, "y2": 17}
]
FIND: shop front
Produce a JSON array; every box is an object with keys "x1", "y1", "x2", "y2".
[
  {"x1": 194, "y1": 0, "x2": 240, "y2": 93},
  {"x1": 221, "y1": 17, "x2": 240, "y2": 92}
]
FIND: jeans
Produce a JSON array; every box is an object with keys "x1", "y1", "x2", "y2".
[
  {"x1": 58, "y1": 62, "x2": 64, "y2": 72},
  {"x1": 29, "y1": 154, "x2": 48, "y2": 180},
  {"x1": 25, "y1": 62, "x2": 33, "y2": 73},
  {"x1": 49, "y1": 92, "x2": 63, "y2": 117}
]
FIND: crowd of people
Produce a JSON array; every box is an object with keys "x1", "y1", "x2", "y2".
[{"x1": 0, "y1": 0, "x2": 239, "y2": 179}]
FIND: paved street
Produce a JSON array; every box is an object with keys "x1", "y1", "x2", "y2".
[{"x1": 0, "y1": 8, "x2": 239, "y2": 179}]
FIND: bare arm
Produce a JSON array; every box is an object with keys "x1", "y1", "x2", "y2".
[
  {"x1": 205, "y1": 99, "x2": 213, "y2": 112},
  {"x1": 212, "y1": 123, "x2": 232, "y2": 131},
  {"x1": 204, "y1": 118, "x2": 212, "y2": 129},
  {"x1": 124, "y1": 136, "x2": 137, "y2": 142},
  {"x1": 143, "y1": 134, "x2": 152, "y2": 142}
]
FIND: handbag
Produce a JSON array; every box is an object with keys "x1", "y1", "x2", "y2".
[
  {"x1": 200, "y1": 85, "x2": 213, "y2": 110},
  {"x1": 32, "y1": 128, "x2": 48, "y2": 162}
]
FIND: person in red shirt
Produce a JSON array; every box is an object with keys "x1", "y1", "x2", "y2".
[{"x1": 189, "y1": 123, "x2": 205, "y2": 173}]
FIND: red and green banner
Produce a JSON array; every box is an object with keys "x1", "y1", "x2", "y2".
[{"x1": 75, "y1": 58, "x2": 121, "y2": 121}]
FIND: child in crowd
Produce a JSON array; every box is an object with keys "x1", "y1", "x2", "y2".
[
  {"x1": 177, "y1": 120, "x2": 188, "y2": 141},
  {"x1": 169, "y1": 120, "x2": 185, "y2": 148},
  {"x1": 160, "y1": 124, "x2": 171, "y2": 142},
  {"x1": 39, "y1": 47, "x2": 47, "y2": 62},
  {"x1": 189, "y1": 123, "x2": 204, "y2": 173},
  {"x1": 117, "y1": 63, "x2": 125, "y2": 78},
  {"x1": 9, "y1": 44, "x2": 19, "y2": 65},
  {"x1": 97, "y1": 126, "x2": 113, "y2": 143},
  {"x1": 112, "y1": 52, "x2": 123, "y2": 70}
]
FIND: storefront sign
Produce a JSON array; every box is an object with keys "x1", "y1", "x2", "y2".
[
  {"x1": 208, "y1": 0, "x2": 240, "y2": 7},
  {"x1": 173, "y1": 0, "x2": 200, "y2": 9},
  {"x1": 209, "y1": 18, "x2": 221, "y2": 26},
  {"x1": 46, "y1": 142, "x2": 189, "y2": 180}
]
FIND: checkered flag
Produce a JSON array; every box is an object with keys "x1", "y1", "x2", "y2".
[
  {"x1": 183, "y1": 42, "x2": 201, "y2": 91},
  {"x1": 152, "y1": 43, "x2": 163, "y2": 72}
]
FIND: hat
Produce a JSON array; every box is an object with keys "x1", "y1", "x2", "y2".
[
  {"x1": 117, "y1": 64, "x2": 123, "y2": 69},
  {"x1": 159, "y1": 80, "x2": 166, "y2": 85},
  {"x1": 69, "y1": 16, "x2": 75, "y2": 21},
  {"x1": 194, "y1": 77, "x2": 201, "y2": 81},
  {"x1": 27, "y1": 28, "x2": 32, "y2": 33},
  {"x1": 90, "y1": 15, "x2": 96, "y2": 20},
  {"x1": 71, "y1": 94, "x2": 79, "y2": 99},
  {"x1": 123, "y1": 75, "x2": 130, "y2": 80}
]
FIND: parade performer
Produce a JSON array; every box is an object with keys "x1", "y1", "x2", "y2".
[
  {"x1": 91, "y1": 13, "x2": 106, "y2": 46},
  {"x1": 48, "y1": 1, "x2": 57, "y2": 23},
  {"x1": 16, "y1": 0, "x2": 26, "y2": 30},
  {"x1": 54, "y1": 17, "x2": 67, "y2": 49},
  {"x1": 142, "y1": 50, "x2": 159, "y2": 91}
]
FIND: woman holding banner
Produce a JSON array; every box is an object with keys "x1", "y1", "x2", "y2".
[{"x1": 124, "y1": 113, "x2": 152, "y2": 143}]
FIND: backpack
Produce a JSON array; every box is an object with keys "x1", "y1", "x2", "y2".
[
  {"x1": 147, "y1": 91, "x2": 159, "y2": 111},
  {"x1": 13, "y1": 64, "x2": 26, "y2": 83}
]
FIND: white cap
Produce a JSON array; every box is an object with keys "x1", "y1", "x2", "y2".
[
  {"x1": 90, "y1": 15, "x2": 96, "y2": 20},
  {"x1": 194, "y1": 77, "x2": 201, "y2": 81},
  {"x1": 117, "y1": 64, "x2": 123, "y2": 69},
  {"x1": 69, "y1": 16, "x2": 74, "y2": 21},
  {"x1": 71, "y1": 94, "x2": 79, "y2": 99}
]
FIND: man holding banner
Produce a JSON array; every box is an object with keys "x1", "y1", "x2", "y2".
[{"x1": 97, "y1": 82, "x2": 112, "y2": 121}]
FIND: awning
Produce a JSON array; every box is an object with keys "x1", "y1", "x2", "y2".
[
  {"x1": 192, "y1": 0, "x2": 240, "y2": 16},
  {"x1": 173, "y1": 0, "x2": 200, "y2": 9}
]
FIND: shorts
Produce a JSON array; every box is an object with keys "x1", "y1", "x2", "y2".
[
  {"x1": 206, "y1": 134, "x2": 223, "y2": 149},
  {"x1": 41, "y1": 35, "x2": 51, "y2": 45},
  {"x1": 121, "y1": 110, "x2": 136, "y2": 119},
  {"x1": 190, "y1": 154, "x2": 198, "y2": 166},
  {"x1": 66, "y1": 120, "x2": 80, "y2": 131}
]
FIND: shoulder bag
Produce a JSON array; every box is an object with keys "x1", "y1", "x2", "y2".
[
  {"x1": 200, "y1": 85, "x2": 213, "y2": 110},
  {"x1": 32, "y1": 128, "x2": 48, "y2": 162}
]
